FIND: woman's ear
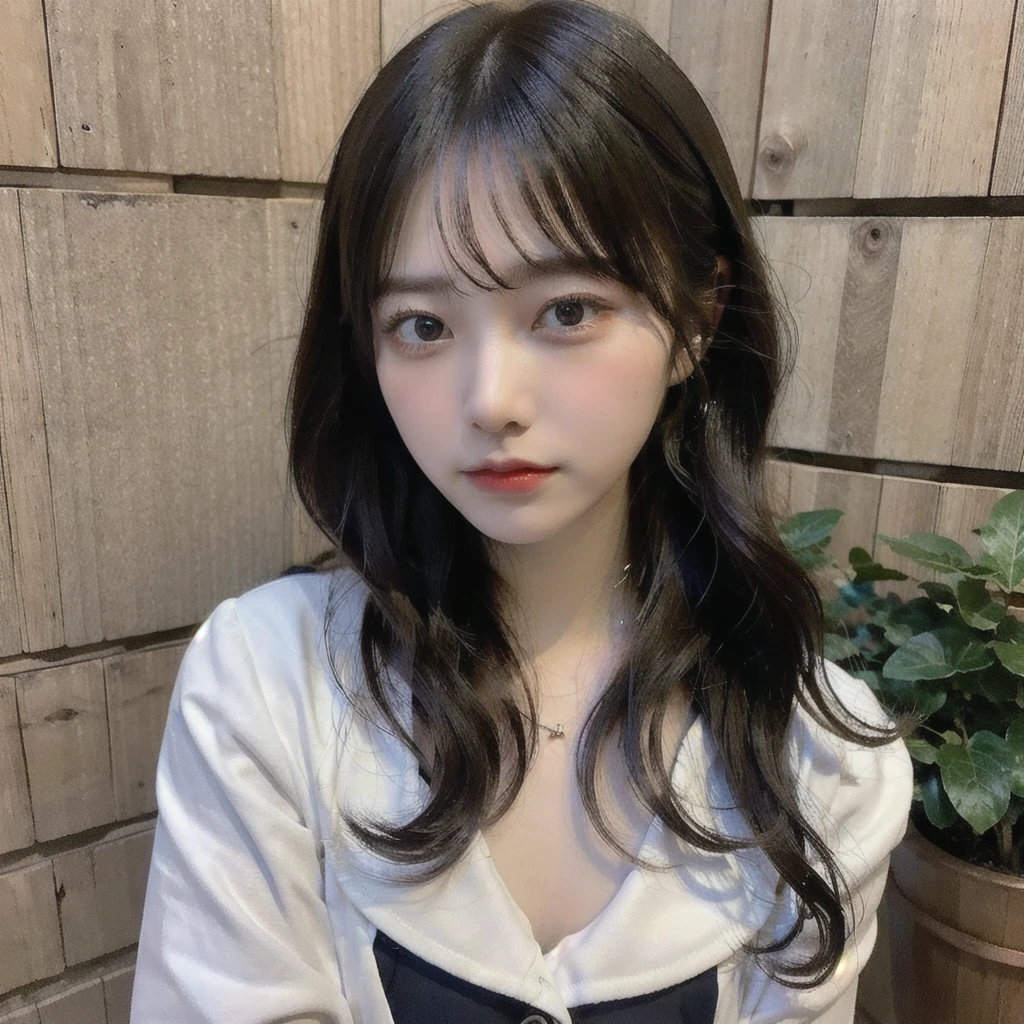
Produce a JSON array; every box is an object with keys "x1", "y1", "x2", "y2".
[{"x1": 668, "y1": 256, "x2": 733, "y2": 387}]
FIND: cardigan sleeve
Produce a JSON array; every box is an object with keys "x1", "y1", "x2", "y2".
[
  {"x1": 735, "y1": 660, "x2": 914, "y2": 1024},
  {"x1": 130, "y1": 598, "x2": 354, "y2": 1024}
]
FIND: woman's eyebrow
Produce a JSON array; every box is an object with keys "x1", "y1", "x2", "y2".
[{"x1": 378, "y1": 254, "x2": 604, "y2": 300}]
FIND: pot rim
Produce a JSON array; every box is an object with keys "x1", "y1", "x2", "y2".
[{"x1": 902, "y1": 816, "x2": 1024, "y2": 891}]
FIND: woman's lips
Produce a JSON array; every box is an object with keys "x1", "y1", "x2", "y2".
[{"x1": 463, "y1": 467, "x2": 558, "y2": 494}]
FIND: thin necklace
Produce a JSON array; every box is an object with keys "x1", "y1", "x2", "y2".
[{"x1": 531, "y1": 561, "x2": 633, "y2": 740}]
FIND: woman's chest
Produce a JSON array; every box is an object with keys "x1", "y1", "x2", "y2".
[{"x1": 480, "y1": 735, "x2": 652, "y2": 954}]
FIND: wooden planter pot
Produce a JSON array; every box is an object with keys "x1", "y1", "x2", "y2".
[{"x1": 886, "y1": 819, "x2": 1024, "y2": 1023}]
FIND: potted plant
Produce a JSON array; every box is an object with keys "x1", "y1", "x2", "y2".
[{"x1": 778, "y1": 489, "x2": 1024, "y2": 1024}]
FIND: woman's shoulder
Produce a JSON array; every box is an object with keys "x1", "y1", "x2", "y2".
[
  {"x1": 785, "y1": 657, "x2": 914, "y2": 874},
  {"x1": 171, "y1": 565, "x2": 374, "y2": 758}
]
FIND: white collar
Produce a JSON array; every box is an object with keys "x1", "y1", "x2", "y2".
[{"x1": 322, "y1": 674, "x2": 780, "y2": 1013}]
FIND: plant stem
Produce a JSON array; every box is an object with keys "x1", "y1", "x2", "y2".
[{"x1": 994, "y1": 820, "x2": 1013, "y2": 870}]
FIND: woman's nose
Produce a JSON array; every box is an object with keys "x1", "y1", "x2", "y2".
[{"x1": 461, "y1": 329, "x2": 536, "y2": 433}]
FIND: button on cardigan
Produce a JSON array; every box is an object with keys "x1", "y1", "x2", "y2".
[{"x1": 130, "y1": 567, "x2": 914, "y2": 1024}]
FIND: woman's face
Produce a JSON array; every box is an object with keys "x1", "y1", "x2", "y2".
[{"x1": 372, "y1": 163, "x2": 694, "y2": 547}]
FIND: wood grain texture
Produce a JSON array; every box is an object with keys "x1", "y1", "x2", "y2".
[
  {"x1": 755, "y1": 0, "x2": 876, "y2": 199},
  {"x1": 381, "y1": 0, "x2": 461, "y2": 62},
  {"x1": 104, "y1": 644, "x2": 184, "y2": 821},
  {"x1": 991, "y1": 0, "x2": 1024, "y2": 196},
  {"x1": 669, "y1": 0, "x2": 769, "y2": 202},
  {"x1": 855, "y1": 0, "x2": 1015, "y2": 198},
  {"x1": 0, "y1": 678, "x2": 34, "y2": 855},
  {"x1": 0, "y1": 0, "x2": 57, "y2": 169},
  {"x1": 46, "y1": 0, "x2": 279, "y2": 178},
  {"x1": 761, "y1": 214, "x2": 1024, "y2": 469},
  {"x1": 0, "y1": 191, "x2": 63, "y2": 655},
  {"x1": 35, "y1": 979, "x2": 106, "y2": 1024},
  {"x1": 265, "y1": 199, "x2": 333, "y2": 567},
  {"x1": 16, "y1": 660, "x2": 117, "y2": 842},
  {"x1": 952, "y1": 217, "x2": 1024, "y2": 472},
  {"x1": 52, "y1": 830, "x2": 153, "y2": 967},
  {"x1": 785, "y1": 462, "x2": 883, "y2": 569},
  {"x1": 0, "y1": 862, "x2": 63, "y2": 995},
  {"x1": 0, "y1": 1007, "x2": 41, "y2": 1024},
  {"x1": 12, "y1": 190, "x2": 319, "y2": 647},
  {"x1": 757, "y1": 216, "x2": 850, "y2": 451},
  {"x1": 874, "y1": 219, "x2": 990, "y2": 464},
  {"x1": 272, "y1": 0, "x2": 379, "y2": 184},
  {"x1": 0, "y1": 169, "x2": 172, "y2": 193},
  {"x1": 101, "y1": 965, "x2": 134, "y2": 1024}
]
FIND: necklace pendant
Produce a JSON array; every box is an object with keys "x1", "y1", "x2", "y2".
[{"x1": 548, "y1": 723, "x2": 565, "y2": 738}]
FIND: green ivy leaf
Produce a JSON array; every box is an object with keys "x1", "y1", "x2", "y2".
[
  {"x1": 934, "y1": 625, "x2": 996, "y2": 675},
  {"x1": 824, "y1": 632, "x2": 860, "y2": 661},
  {"x1": 883, "y1": 632, "x2": 952, "y2": 680},
  {"x1": 880, "y1": 674, "x2": 946, "y2": 716},
  {"x1": 792, "y1": 542, "x2": 835, "y2": 573},
  {"x1": 991, "y1": 641, "x2": 1024, "y2": 677},
  {"x1": 1007, "y1": 718, "x2": 1024, "y2": 798},
  {"x1": 935, "y1": 731, "x2": 1013, "y2": 835},
  {"x1": 978, "y1": 491, "x2": 1024, "y2": 592},
  {"x1": 920, "y1": 770, "x2": 959, "y2": 829},
  {"x1": 876, "y1": 532, "x2": 975, "y2": 575},
  {"x1": 920, "y1": 581, "x2": 957, "y2": 607},
  {"x1": 995, "y1": 614, "x2": 1024, "y2": 643},
  {"x1": 884, "y1": 622, "x2": 917, "y2": 646},
  {"x1": 779, "y1": 509, "x2": 843, "y2": 551},
  {"x1": 940, "y1": 730, "x2": 963, "y2": 745},
  {"x1": 849, "y1": 547, "x2": 908, "y2": 582},
  {"x1": 977, "y1": 663, "x2": 1021, "y2": 703},
  {"x1": 906, "y1": 737, "x2": 938, "y2": 764},
  {"x1": 955, "y1": 578, "x2": 1006, "y2": 631}
]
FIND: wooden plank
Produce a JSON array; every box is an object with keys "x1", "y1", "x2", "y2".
[
  {"x1": 0, "y1": 862, "x2": 63, "y2": 994},
  {"x1": 265, "y1": 199, "x2": 332, "y2": 566},
  {"x1": 0, "y1": 677, "x2": 34, "y2": 855},
  {"x1": 669, "y1": 0, "x2": 769, "y2": 202},
  {"x1": 991, "y1": 0, "x2": 1024, "y2": 196},
  {"x1": 0, "y1": 190, "x2": 63, "y2": 654},
  {"x1": 755, "y1": 0, "x2": 876, "y2": 199},
  {"x1": 0, "y1": 1007, "x2": 41, "y2": 1024},
  {"x1": 104, "y1": 645, "x2": 184, "y2": 821},
  {"x1": 0, "y1": 457, "x2": 19, "y2": 658},
  {"x1": 52, "y1": 830, "x2": 154, "y2": 967},
  {"x1": 100, "y1": 965, "x2": 134, "y2": 1024},
  {"x1": 381, "y1": 0, "x2": 457, "y2": 62},
  {"x1": 19, "y1": 190, "x2": 292, "y2": 645},
  {"x1": 46, "y1": 0, "x2": 279, "y2": 178},
  {"x1": 16, "y1": 660, "x2": 117, "y2": 841},
  {"x1": 757, "y1": 216, "x2": 850, "y2": 452},
  {"x1": 597, "y1": 0, "x2": 672, "y2": 51},
  {"x1": 764, "y1": 456, "x2": 793, "y2": 523},
  {"x1": 272, "y1": 0, "x2": 379, "y2": 184},
  {"x1": 935, "y1": 481, "x2": 1016, "y2": 566},
  {"x1": 874, "y1": 476, "x2": 942, "y2": 602},
  {"x1": 35, "y1": 979, "x2": 106, "y2": 1024},
  {"x1": 0, "y1": 0, "x2": 57, "y2": 169},
  {"x1": 0, "y1": 170, "x2": 172, "y2": 193},
  {"x1": 855, "y1": 0, "x2": 1015, "y2": 198},
  {"x1": 874, "y1": 219, "x2": 990, "y2": 463},
  {"x1": 952, "y1": 218, "x2": 1024, "y2": 471}
]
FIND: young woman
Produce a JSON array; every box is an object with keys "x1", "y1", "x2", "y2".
[{"x1": 132, "y1": 2, "x2": 914, "y2": 1022}]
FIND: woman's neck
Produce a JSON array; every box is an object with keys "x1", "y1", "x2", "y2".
[{"x1": 486, "y1": 473, "x2": 634, "y2": 664}]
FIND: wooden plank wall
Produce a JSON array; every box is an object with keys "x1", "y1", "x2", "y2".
[{"x1": 0, "y1": 0, "x2": 1022, "y2": 1020}]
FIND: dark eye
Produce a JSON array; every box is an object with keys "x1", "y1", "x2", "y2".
[
  {"x1": 407, "y1": 315, "x2": 446, "y2": 342},
  {"x1": 538, "y1": 295, "x2": 607, "y2": 332}
]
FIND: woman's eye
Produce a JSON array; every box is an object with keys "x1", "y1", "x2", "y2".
[
  {"x1": 537, "y1": 295, "x2": 607, "y2": 332},
  {"x1": 388, "y1": 313, "x2": 452, "y2": 346},
  {"x1": 380, "y1": 293, "x2": 610, "y2": 351}
]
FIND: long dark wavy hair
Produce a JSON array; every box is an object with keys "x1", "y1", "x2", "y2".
[{"x1": 287, "y1": 0, "x2": 913, "y2": 989}]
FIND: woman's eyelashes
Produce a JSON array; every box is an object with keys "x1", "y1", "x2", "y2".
[{"x1": 379, "y1": 293, "x2": 614, "y2": 352}]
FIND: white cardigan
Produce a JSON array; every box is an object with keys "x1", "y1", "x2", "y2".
[{"x1": 130, "y1": 567, "x2": 913, "y2": 1024}]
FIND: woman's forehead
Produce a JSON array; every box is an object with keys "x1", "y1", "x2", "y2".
[{"x1": 383, "y1": 155, "x2": 606, "y2": 295}]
